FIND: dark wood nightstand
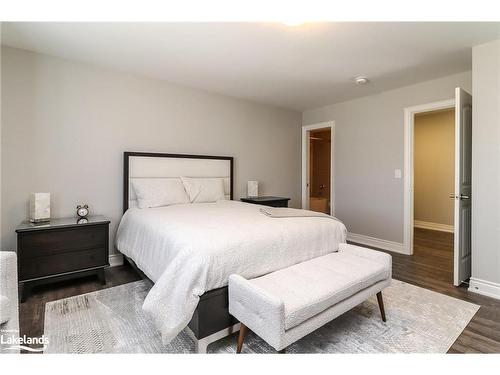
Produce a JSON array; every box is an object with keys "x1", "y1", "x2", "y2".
[
  {"x1": 15, "y1": 216, "x2": 110, "y2": 302},
  {"x1": 240, "y1": 196, "x2": 291, "y2": 208}
]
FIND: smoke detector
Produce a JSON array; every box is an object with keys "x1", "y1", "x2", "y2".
[{"x1": 354, "y1": 76, "x2": 369, "y2": 85}]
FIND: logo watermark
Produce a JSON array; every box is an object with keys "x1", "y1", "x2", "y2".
[{"x1": 1, "y1": 331, "x2": 49, "y2": 353}]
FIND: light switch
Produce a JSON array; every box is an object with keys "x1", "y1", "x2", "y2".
[{"x1": 394, "y1": 169, "x2": 402, "y2": 179}]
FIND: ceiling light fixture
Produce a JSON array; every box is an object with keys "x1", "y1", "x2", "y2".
[{"x1": 354, "y1": 76, "x2": 369, "y2": 85}]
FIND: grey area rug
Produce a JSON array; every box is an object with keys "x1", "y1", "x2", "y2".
[{"x1": 44, "y1": 279, "x2": 479, "y2": 354}]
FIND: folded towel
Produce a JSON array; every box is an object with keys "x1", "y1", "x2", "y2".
[
  {"x1": 0, "y1": 295, "x2": 11, "y2": 325},
  {"x1": 260, "y1": 207, "x2": 340, "y2": 221}
]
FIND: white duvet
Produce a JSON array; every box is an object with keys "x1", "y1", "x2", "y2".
[{"x1": 116, "y1": 200, "x2": 347, "y2": 342}]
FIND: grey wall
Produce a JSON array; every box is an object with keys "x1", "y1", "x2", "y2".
[
  {"x1": 471, "y1": 39, "x2": 500, "y2": 287},
  {"x1": 303, "y1": 71, "x2": 472, "y2": 243},
  {"x1": 0, "y1": 36, "x2": 2, "y2": 248},
  {"x1": 1, "y1": 46, "x2": 302, "y2": 253}
]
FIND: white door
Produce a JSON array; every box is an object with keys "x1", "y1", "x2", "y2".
[
  {"x1": 305, "y1": 130, "x2": 311, "y2": 210},
  {"x1": 453, "y1": 87, "x2": 472, "y2": 286}
]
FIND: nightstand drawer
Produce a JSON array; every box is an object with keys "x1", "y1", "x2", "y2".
[
  {"x1": 18, "y1": 225, "x2": 107, "y2": 259},
  {"x1": 19, "y1": 248, "x2": 108, "y2": 280}
]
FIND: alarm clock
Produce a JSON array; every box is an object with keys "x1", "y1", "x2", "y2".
[{"x1": 76, "y1": 204, "x2": 89, "y2": 218}]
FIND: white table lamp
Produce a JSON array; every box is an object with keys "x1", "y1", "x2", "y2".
[
  {"x1": 247, "y1": 181, "x2": 259, "y2": 198},
  {"x1": 30, "y1": 193, "x2": 51, "y2": 223}
]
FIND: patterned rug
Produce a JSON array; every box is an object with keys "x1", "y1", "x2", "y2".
[{"x1": 43, "y1": 279, "x2": 479, "y2": 354}]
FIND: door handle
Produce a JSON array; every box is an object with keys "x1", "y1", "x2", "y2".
[{"x1": 449, "y1": 194, "x2": 470, "y2": 200}]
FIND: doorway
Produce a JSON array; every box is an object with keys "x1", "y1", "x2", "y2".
[
  {"x1": 404, "y1": 88, "x2": 472, "y2": 286},
  {"x1": 413, "y1": 108, "x2": 455, "y2": 283},
  {"x1": 302, "y1": 121, "x2": 334, "y2": 215}
]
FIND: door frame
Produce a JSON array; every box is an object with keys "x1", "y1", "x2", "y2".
[
  {"x1": 301, "y1": 121, "x2": 335, "y2": 215},
  {"x1": 403, "y1": 99, "x2": 455, "y2": 255}
]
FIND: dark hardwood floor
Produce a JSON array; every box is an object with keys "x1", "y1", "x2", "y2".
[
  {"x1": 378, "y1": 228, "x2": 500, "y2": 353},
  {"x1": 19, "y1": 228, "x2": 500, "y2": 353}
]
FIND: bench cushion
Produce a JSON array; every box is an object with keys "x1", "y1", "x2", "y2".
[{"x1": 249, "y1": 243, "x2": 391, "y2": 330}]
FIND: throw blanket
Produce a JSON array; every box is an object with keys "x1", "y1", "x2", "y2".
[{"x1": 260, "y1": 207, "x2": 340, "y2": 221}]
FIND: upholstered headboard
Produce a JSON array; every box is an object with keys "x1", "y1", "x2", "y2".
[{"x1": 123, "y1": 152, "x2": 234, "y2": 213}]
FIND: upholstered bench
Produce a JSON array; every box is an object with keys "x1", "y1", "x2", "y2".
[{"x1": 228, "y1": 243, "x2": 392, "y2": 353}]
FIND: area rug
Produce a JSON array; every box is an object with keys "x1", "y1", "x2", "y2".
[{"x1": 43, "y1": 279, "x2": 479, "y2": 354}]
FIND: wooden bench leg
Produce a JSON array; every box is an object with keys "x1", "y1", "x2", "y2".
[
  {"x1": 236, "y1": 324, "x2": 248, "y2": 353},
  {"x1": 376, "y1": 291, "x2": 386, "y2": 322}
]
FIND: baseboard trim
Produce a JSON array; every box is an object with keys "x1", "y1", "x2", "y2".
[
  {"x1": 109, "y1": 253, "x2": 124, "y2": 267},
  {"x1": 347, "y1": 232, "x2": 407, "y2": 255},
  {"x1": 414, "y1": 220, "x2": 454, "y2": 233},
  {"x1": 469, "y1": 278, "x2": 500, "y2": 300}
]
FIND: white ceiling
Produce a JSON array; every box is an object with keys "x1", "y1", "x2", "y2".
[{"x1": 2, "y1": 22, "x2": 500, "y2": 111}]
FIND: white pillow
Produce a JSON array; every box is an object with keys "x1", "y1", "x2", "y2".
[
  {"x1": 181, "y1": 177, "x2": 225, "y2": 203},
  {"x1": 132, "y1": 178, "x2": 189, "y2": 209}
]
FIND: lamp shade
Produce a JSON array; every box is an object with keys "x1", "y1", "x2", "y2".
[
  {"x1": 247, "y1": 181, "x2": 259, "y2": 198},
  {"x1": 29, "y1": 193, "x2": 51, "y2": 223}
]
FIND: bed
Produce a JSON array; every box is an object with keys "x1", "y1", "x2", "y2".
[{"x1": 117, "y1": 152, "x2": 347, "y2": 352}]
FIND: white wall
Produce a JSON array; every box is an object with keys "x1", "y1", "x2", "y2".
[
  {"x1": 303, "y1": 71, "x2": 471, "y2": 244},
  {"x1": 470, "y1": 39, "x2": 500, "y2": 297},
  {"x1": 1, "y1": 46, "x2": 302, "y2": 253}
]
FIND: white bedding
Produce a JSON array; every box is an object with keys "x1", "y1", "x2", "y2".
[{"x1": 116, "y1": 200, "x2": 347, "y2": 342}]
